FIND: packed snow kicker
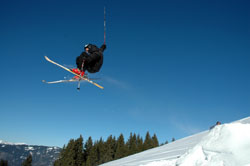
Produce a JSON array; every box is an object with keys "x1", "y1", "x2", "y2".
[
  {"x1": 175, "y1": 123, "x2": 250, "y2": 166},
  {"x1": 100, "y1": 117, "x2": 250, "y2": 166}
]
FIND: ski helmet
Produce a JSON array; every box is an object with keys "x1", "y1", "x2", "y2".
[{"x1": 84, "y1": 44, "x2": 89, "y2": 49}]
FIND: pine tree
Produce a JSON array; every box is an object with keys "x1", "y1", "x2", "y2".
[
  {"x1": 54, "y1": 144, "x2": 65, "y2": 166},
  {"x1": 75, "y1": 135, "x2": 84, "y2": 166},
  {"x1": 152, "y1": 134, "x2": 159, "y2": 147},
  {"x1": 54, "y1": 135, "x2": 84, "y2": 166},
  {"x1": 22, "y1": 154, "x2": 32, "y2": 166},
  {"x1": 172, "y1": 137, "x2": 176, "y2": 142},
  {"x1": 136, "y1": 135, "x2": 144, "y2": 153},
  {"x1": 143, "y1": 131, "x2": 153, "y2": 150},
  {"x1": 0, "y1": 160, "x2": 8, "y2": 166},
  {"x1": 54, "y1": 139, "x2": 75, "y2": 166},
  {"x1": 86, "y1": 141, "x2": 99, "y2": 166},
  {"x1": 115, "y1": 134, "x2": 127, "y2": 159},
  {"x1": 127, "y1": 133, "x2": 137, "y2": 155},
  {"x1": 96, "y1": 138, "x2": 105, "y2": 164},
  {"x1": 102, "y1": 135, "x2": 116, "y2": 163},
  {"x1": 84, "y1": 136, "x2": 93, "y2": 164}
]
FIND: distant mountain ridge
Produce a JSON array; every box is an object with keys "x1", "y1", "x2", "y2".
[
  {"x1": 0, "y1": 140, "x2": 61, "y2": 166},
  {"x1": 0, "y1": 140, "x2": 26, "y2": 145}
]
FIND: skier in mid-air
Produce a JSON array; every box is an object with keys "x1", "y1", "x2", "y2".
[
  {"x1": 71, "y1": 43, "x2": 106, "y2": 78},
  {"x1": 43, "y1": 7, "x2": 107, "y2": 89}
]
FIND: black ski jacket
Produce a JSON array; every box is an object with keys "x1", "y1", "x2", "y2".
[{"x1": 76, "y1": 44, "x2": 106, "y2": 73}]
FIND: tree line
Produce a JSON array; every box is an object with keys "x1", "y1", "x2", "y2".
[
  {"x1": 0, "y1": 132, "x2": 175, "y2": 166},
  {"x1": 54, "y1": 132, "x2": 160, "y2": 166}
]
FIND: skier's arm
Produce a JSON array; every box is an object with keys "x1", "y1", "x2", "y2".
[{"x1": 99, "y1": 44, "x2": 106, "y2": 53}]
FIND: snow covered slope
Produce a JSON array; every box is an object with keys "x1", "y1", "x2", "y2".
[{"x1": 100, "y1": 117, "x2": 250, "y2": 166}]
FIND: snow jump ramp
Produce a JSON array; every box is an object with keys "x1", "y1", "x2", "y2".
[{"x1": 100, "y1": 117, "x2": 250, "y2": 166}]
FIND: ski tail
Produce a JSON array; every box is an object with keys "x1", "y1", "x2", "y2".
[{"x1": 42, "y1": 79, "x2": 77, "y2": 84}]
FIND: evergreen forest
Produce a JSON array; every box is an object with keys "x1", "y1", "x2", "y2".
[{"x1": 54, "y1": 132, "x2": 161, "y2": 166}]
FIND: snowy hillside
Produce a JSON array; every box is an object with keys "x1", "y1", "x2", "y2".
[{"x1": 100, "y1": 117, "x2": 250, "y2": 166}]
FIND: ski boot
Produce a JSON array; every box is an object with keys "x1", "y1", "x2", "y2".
[{"x1": 71, "y1": 68, "x2": 85, "y2": 79}]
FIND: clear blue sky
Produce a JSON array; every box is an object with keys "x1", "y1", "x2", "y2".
[{"x1": 0, "y1": 0, "x2": 249, "y2": 147}]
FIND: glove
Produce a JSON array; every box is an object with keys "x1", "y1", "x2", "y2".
[{"x1": 101, "y1": 44, "x2": 106, "y2": 50}]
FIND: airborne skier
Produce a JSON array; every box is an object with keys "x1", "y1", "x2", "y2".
[
  {"x1": 71, "y1": 43, "x2": 106, "y2": 79},
  {"x1": 43, "y1": 7, "x2": 107, "y2": 90},
  {"x1": 71, "y1": 7, "x2": 107, "y2": 79}
]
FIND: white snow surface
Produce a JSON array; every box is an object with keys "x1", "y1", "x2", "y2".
[
  {"x1": 100, "y1": 117, "x2": 250, "y2": 166},
  {"x1": 25, "y1": 146, "x2": 35, "y2": 151},
  {"x1": 0, "y1": 140, "x2": 26, "y2": 145}
]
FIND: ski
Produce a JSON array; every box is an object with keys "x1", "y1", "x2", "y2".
[
  {"x1": 44, "y1": 56, "x2": 104, "y2": 89},
  {"x1": 42, "y1": 79, "x2": 78, "y2": 84}
]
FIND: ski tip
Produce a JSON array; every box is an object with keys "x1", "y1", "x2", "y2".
[
  {"x1": 95, "y1": 83, "x2": 104, "y2": 89},
  {"x1": 44, "y1": 56, "x2": 49, "y2": 61}
]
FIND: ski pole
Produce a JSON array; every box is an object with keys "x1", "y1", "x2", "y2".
[{"x1": 104, "y1": 6, "x2": 106, "y2": 44}]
